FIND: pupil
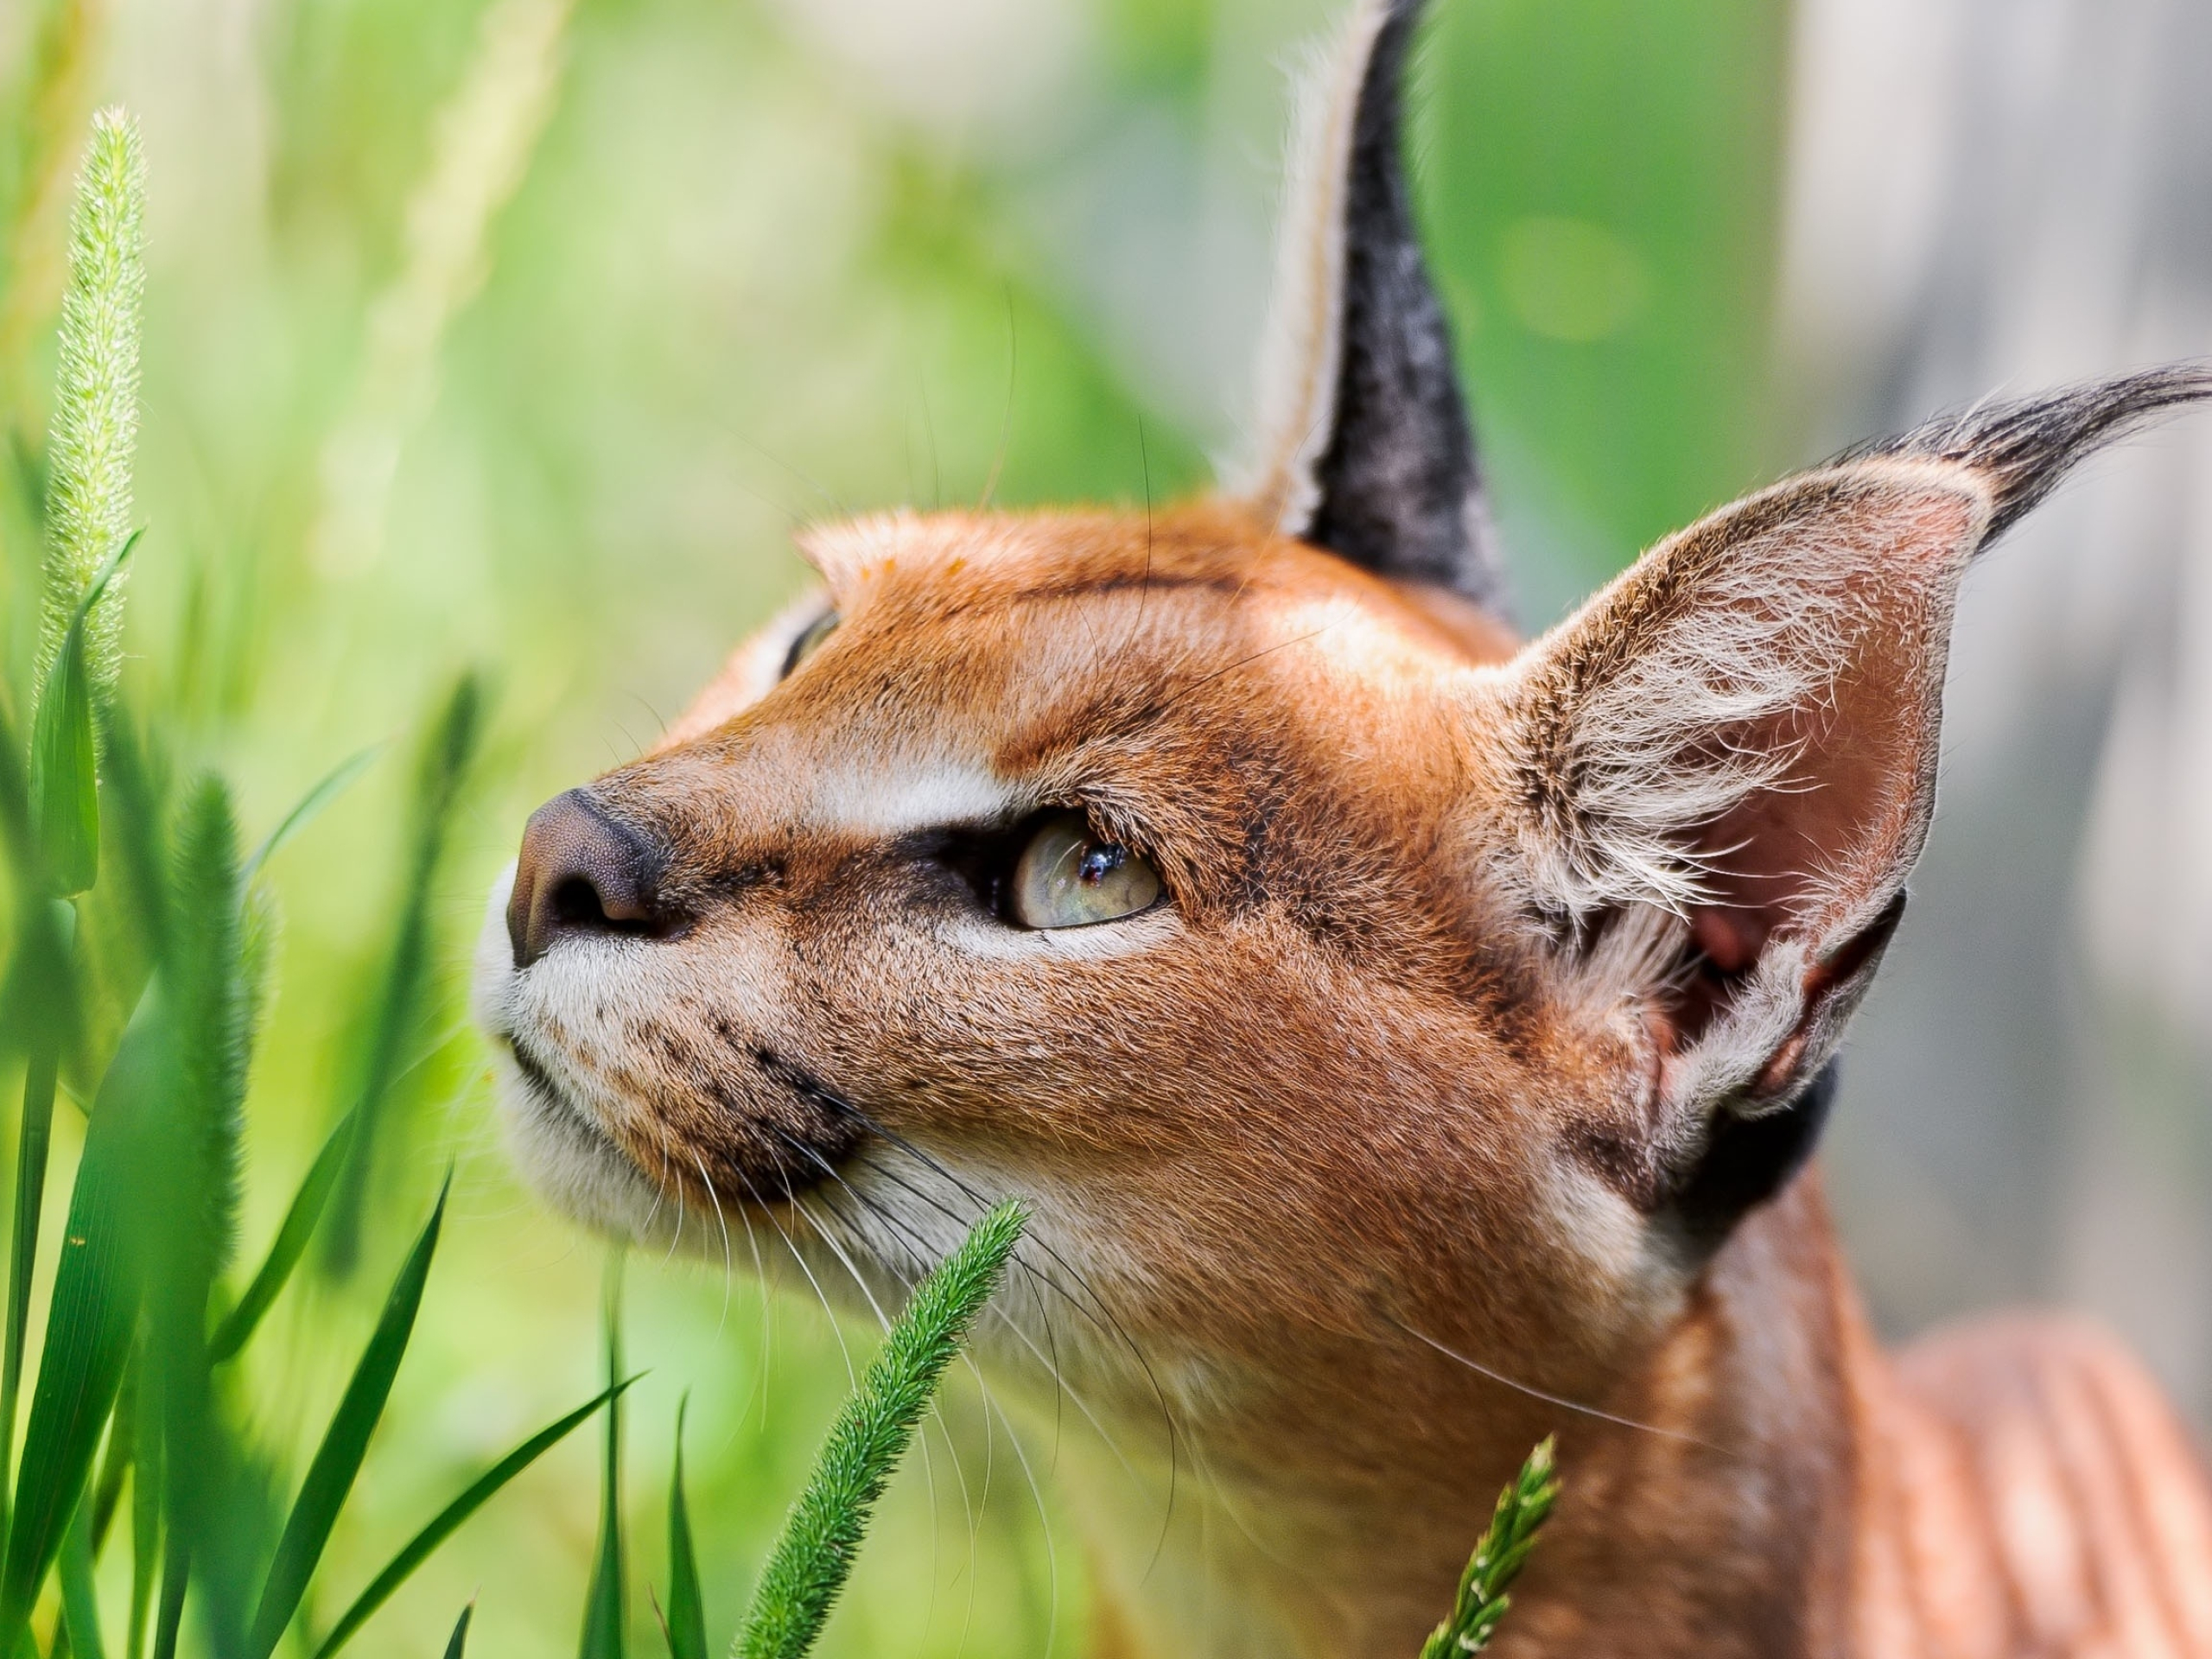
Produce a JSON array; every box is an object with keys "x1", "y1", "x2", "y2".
[{"x1": 1077, "y1": 845, "x2": 1122, "y2": 887}]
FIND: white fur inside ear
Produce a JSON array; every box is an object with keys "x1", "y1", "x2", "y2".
[
  {"x1": 1504, "y1": 464, "x2": 1987, "y2": 926},
  {"x1": 1520, "y1": 540, "x2": 1855, "y2": 921}
]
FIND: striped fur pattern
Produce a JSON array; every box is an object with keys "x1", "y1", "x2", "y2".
[{"x1": 472, "y1": 2, "x2": 2212, "y2": 1653}]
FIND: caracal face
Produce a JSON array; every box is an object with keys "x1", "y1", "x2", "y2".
[{"x1": 471, "y1": 502, "x2": 1666, "y2": 1430}]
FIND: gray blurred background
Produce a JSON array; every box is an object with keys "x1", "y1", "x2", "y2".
[{"x1": 1780, "y1": 0, "x2": 2212, "y2": 1423}]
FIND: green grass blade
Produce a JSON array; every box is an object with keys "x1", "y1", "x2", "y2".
[
  {"x1": 735, "y1": 1201, "x2": 1028, "y2": 1659},
  {"x1": 245, "y1": 1179, "x2": 448, "y2": 1659},
  {"x1": 150, "y1": 1539, "x2": 187, "y2": 1659},
  {"x1": 442, "y1": 1603, "x2": 474, "y2": 1659},
  {"x1": 127, "y1": 1349, "x2": 159, "y2": 1659},
  {"x1": 86, "y1": 1357, "x2": 131, "y2": 1549},
  {"x1": 242, "y1": 744, "x2": 381, "y2": 881},
  {"x1": 207, "y1": 1106, "x2": 358, "y2": 1363},
  {"x1": 0, "y1": 988, "x2": 170, "y2": 1649},
  {"x1": 1, "y1": 1030, "x2": 61, "y2": 1541},
  {"x1": 308, "y1": 1378, "x2": 637, "y2": 1659},
  {"x1": 578, "y1": 1255, "x2": 625, "y2": 1659},
  {"x1": 664, "y1": 1397, "x2": 705, "y2": 1659},
  {"x1": 321, "y1": 675, "x2": 482, "y2": 1278},
  {"x1": 30, "y1": 613, "x2": 99, "y2": 895},
  {"x1": 1418, "y1": 1438, "x2": 1560, "y2": 1659},
  {"x1": 29, "y1": 530, "x2": 137, "y2": 899},
  {"x1": 59, "y1": 1497, "x2": 104, "y2": 1659}
]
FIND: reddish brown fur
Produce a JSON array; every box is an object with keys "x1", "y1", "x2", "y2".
[{"x1": 476, "y1": 487, "x2": 2212, "y2": 1657}]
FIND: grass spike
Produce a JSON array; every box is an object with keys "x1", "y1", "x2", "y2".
[
  {"x1": 734, "y1": 1200, "x2": 1028, "y2": 1659},
  {"x1": 1418, "y1": 1438, "x2": 1560, "y2": 1659},
  {"x1": 38, "y1": 105, "x2": 143, "y2": 696}
]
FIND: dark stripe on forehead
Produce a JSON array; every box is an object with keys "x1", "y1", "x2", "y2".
[{"x1": 1004, "y1": 571, "x2": 1252, "y2": 605}]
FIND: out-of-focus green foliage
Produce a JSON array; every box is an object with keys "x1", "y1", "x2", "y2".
[{"x1": 0, "y1": 0, "x2": 1787, "y2": 1653}]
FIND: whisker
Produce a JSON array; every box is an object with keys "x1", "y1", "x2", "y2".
[
  {"x1": 1383, "y1": 1312, "x2": 1715, "y2": 1447},
  {"x1": 688, "y1": 1150, "x2": 736, "y2": 1335},
  {"x1": 729, "y1": 1162, "x2": 859, "y2": 1392},
  {"x1": 841, "y1": 1125, "x2": 1174, "y2": 1505},
  {"x1": 981, "y1": 1388, "x2": 1058, "y2": 1659},
  {"x1": 658, "y1": 1142, "x2": 688, "y2": 1267},
  {"x1": 750, "y1": 1069, "x2": 1184, "y2": 1551},
  {"x1": 765, "y1": 1128, "x2": 1153, "y2": 1561}
]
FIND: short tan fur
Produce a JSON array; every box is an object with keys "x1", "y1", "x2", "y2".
[{"x1": 473, "y1": 3, "x2": 2212, "y2": 1653}]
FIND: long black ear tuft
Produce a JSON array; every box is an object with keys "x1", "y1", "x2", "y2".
[
  {"x1": 1236, "y1": 0, "x2": 1510, "y2": 620},
  {"x1": 1858, "y1": 363, "x2": 2212, "y2": 540}
]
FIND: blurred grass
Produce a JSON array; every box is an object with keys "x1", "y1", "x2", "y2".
[{"x1": 0, "y1": 0, "x2": 1788, "y2": 1654}]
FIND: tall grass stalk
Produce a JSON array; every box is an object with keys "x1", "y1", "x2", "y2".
[
  {"x1": 310, "y1": 0, "x2": 579, "y2": 577},
  {"x1": 0, "y1": 108, "x2": 635, "y2": 1656},
  {"x1": 736, "y1": 1202, "x2": 1028, "y2": 1659},
  {"x1": 37, "y1": 105, "x2": 140, "y2": 690},
  {"x1": 3, "y1": 105, "x2": 142, "y2": 1560}
]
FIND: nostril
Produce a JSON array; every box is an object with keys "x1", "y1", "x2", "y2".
[
  {"x1": 550, "y1": 875, "x2": 612, "y2": 930},
  {"x1": 508, "y1": 788, "x2": 666, "y2": 969}
]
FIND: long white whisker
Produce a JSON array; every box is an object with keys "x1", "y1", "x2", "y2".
[
  {"x1": 1385, "y1": 1313, "x2": 1713, "y2": 1447},
  {"x1": 734, "y1": 1163, "x2": 857, "y2": 1391},
  {"x1": 982, "y1": 1388, "x2": 1058, "y2": 1659},
  {"x1": 689, "y1": 1149, "x2": 736, "y2": 1335}
]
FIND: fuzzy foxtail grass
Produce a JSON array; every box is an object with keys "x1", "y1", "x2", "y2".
[
  {"x1": 0, "y1": 108, "x2": 620, "y2": 1657},
  {"x1": 736, "y1": 1201, "x2": 1029, "y2": 1659}
]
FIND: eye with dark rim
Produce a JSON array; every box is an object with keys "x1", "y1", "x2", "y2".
[
  {"x1": 1009, "y1": 811, "x2": 1161, "y2": 927},
  {"x1": 779, "y1": 608, "x2": 840, "y2": 679},
  {"x1": 926, "y1": 810, "x2": 1164, "y2": 930}
]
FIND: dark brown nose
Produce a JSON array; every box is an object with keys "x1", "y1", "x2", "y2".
[{"x1": 507, "y1": 789, "x2": 664, "y2": 969}]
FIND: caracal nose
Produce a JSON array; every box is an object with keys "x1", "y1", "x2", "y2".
[{"x1": 506, "y1": 788, "x2": 662, "y2": 968}]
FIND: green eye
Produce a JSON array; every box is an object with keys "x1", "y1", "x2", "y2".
[
  {"x1": 780, "y1": 609, "x2": 840, "y2": 677},
  {"x1": 1010, "y1": 812, "x2": 1163, "y2": 930}
]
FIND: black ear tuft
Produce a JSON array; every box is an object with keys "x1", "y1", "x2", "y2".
[
  {"x1": 1860, "y1": 363, "x2": 2212, "y2": 539},
  {"x1": 1242, "y1": 0, "x2": 1510, "y2": 620},
  {"x1": 1305, "y1": 1, "x2": 1503, "y2": 611}
]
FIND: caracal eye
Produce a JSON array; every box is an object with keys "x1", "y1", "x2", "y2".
[
  {"x1": 780, "y1": 609, "x2": 840, "y2": 678},
  {"x1": 1010, "y1": 812, "x2": 1162, "y2": 929}
]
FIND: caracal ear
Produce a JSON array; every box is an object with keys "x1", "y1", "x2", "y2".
[
  {"x1": 1232, "y1": 0, "x2": 1510, "y2": 622},
  {"x1": 1484, "y1": 369, "x2": 2212, "y2": 1243}
]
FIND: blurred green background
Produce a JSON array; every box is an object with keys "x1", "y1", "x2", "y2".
[{"x1": 0, "y1": 0, "x2": 1791, "y2": 1652}]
